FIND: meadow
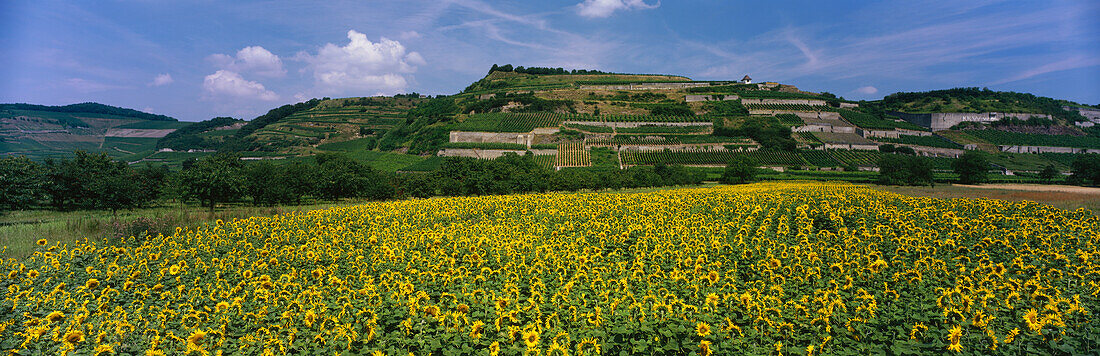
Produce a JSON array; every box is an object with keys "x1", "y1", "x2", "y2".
[{"x1": 1, "y1": 182, "x2": 1097, "y2": 354}]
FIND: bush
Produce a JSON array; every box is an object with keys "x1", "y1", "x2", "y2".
[
  {"x1": 876, "y1": 154, "x2": 933, "y2": 186},
  {"x1": 721, "y1": 156, "x2": 758, "y2": 184},
  {"x1": 1070, "y1": 155, "x2": 1100, "y2": 186},
  {"x1": 952, "y1": 151, "x2": 990, "y2": 185}
]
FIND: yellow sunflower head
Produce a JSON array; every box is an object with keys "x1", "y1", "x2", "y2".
[{"x1": 36, "y1": 239, "x2": 47, "y2": 246}]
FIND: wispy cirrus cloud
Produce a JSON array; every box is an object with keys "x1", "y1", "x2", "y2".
[
  {"x1": 575, "y1": 0, "x2": 658, "y2": 18},
  {"x1": 992, "y1": 55, "x2": 1100, "y2": 85}
]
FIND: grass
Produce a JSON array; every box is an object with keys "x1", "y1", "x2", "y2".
[
  {"x1": 0, "y1": 200, "x2": 372, "y2": 259},
  {"x1": 878, "y1": 184, "x2": 1100, "y2": 214}
]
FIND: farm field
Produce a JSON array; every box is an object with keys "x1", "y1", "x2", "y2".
[{"x1": 3, "y1": 182, "x2": 1096, "y2": 354}]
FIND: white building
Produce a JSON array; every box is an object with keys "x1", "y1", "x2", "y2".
[{"x1": 740, "y1": 75, "x2": 752, "y2": 84}]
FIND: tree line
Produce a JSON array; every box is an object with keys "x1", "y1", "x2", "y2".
[
  {"x1": 0, "y1": 151, "x2": 704, "y2": 214},
  {"x1": 488, "y1": 64, "x2": 610, "y2": 76}
]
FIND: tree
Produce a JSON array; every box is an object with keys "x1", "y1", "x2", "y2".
[
  {"x1": 244, "y1": 162, "x2": 296, "y2": 206},
  {"x1": 1070, "y1": 155, "x2": 1100, "y2": 186},
  {"x1": 44, "y1": 151, "x2": 153, "y2": 212},
  {"x1": 721, "y1": 156, "x2": 758, "y2": 184},
  {"x1": 877, "y1": 154, "x2": 933, "y2": 186},
  {"x1": 170, "y1": 153, "x2": 246, "y2": 212},
  {"x1": 952, "y1": 151, "x2": 990, "y2": 185},
  {"x1": 1039, "y1": 165, "x2": 1059, "y2": 184},
  {"x1": 0, "y1": 156, "x2": 46, "y2": 212}
]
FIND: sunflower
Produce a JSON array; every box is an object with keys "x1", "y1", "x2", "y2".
[
  {"x1": 705, "y1": 293, "x2": 719, "y2": 309},
  {"x1": 46, "y1": 311, "x2": 65, "y2": 322},
  {"x1": 243, "y1": 270, "x2": 253, "y2": 279},
  {"x1": 168, "y1": 265, "x2": 181, "y2": 275},
  {"x1": 64, "y1": 329, "x2": 85, "y2": 344},
  {"x1": 36, "y1": 239, "x2": 47, "y2": 246},
  {"x1": 946, "y1": 325, "x2": 962, "y2": 352},
  {"x1": 311, "y1": 269, "x2": 324, "y2": 280},
  {"x1": 457, "y1": 303, "x2": 470, "y2": 313},
  {"x1": 523, "y1": 329, "x2": 539, "y2": 348},
  {"x1": 216, "y1": 301, "x2": 230, "y2": 312},
  {"x1": 84, "y1": 278, "x2": 100, "y2": 290},
  {"x1": 489, "y1": 341, "x2": 501, "y2": 356},
  {"x1": 696, "y1": 321, "x2": 712, "y2": 337},
  {"x1": 469, "y1": 320, "x2": 484, "y2": 339},
  {"x1": 26, "y1": 270, "x2": 38, "y2": 279},
  {"x1": 699, "y1": 340, "x2": 713, "y2": 356}
]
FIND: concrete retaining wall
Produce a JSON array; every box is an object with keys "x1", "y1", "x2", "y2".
[
  {"x1": 889, "y1": 111, "x2": 1054, "y2": 131},
  {"x1": 564, "y1": 120, "x2": 712, "y2": 128},
  {"x1": 794, "y1": 124, "x2": 856, "y2": 133},
  {"x1": 999, "y1": 145, "x2": 1100, "y2": 154},
  {"x1": 824, "y1": 143, "x2": 880, "y2": 150},
  {"x1": 435, "y1": 148, "x2": 558, "y2": 159},
  {"x1": 839, "y1": 102, "x2": 859, "y2": 108},
  {"x1": 579, "y1": 83, "x2": 710, "y2": 90},
  {"x1": 750, "y1": 110, "x2": 840, "y2": 120},
  {"x1": 450, "y1": 131, "x2": 532, "y2": 147},
  {"x1": 685, "y1": 94, "x2": 739, "y2": 102},
  {"x1": 858, "y1": 128, "x2": 932, "y2": 138},
  {"x1": 741, "y1": 98, "x2": 827, "y2": 106}
]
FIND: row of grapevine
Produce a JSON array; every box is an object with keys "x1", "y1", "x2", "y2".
[
  {"x1": 621, "y1": 149, "x2": 804, "y2": 166},
  {"x1": 775, "y1": 113, "x2": 804, "y2": 126},
  {"x1": 555, "y1": 142, "x2": 591, "y2": 167},
  {"x1": 873, "y1": 135, "x2": 963, "y2": 149},
  {"x1": 837, "y1": 109, "x2": 925, "y2": 131},
  {"x1": 962, "y1": 130, "x2": 1100, "y2": 149},
  {"x1": 745, "y1": 103, "x2": 835, "y2": 112},
  {"x1": 828, "y1": 150, "x2": 883, "y2": 167},
  {"x1": 450, "y1": 113, "x2": 568, "y2": 132}
]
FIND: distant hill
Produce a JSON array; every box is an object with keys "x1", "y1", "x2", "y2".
[
  {"x1": 7, "y1": 68, "x2": 1099, "y2": 174},
  {"x1": 0, "y1": 102, "x2": 177, "y2": 122},
  {"x1": 874, "y1": 87, "x2": 1086, "y2": 123},
  {"x1": 0, "y1": 102, "x2": 187, "y2": 161}
]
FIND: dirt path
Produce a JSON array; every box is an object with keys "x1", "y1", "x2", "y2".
[{"x1": 953, "y1": 184, "x2": 1100, "y2": 195}]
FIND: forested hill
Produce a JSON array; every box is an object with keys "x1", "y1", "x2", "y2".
[
  {"x1": 0, "y1": 102, "x2": 177, "y2": 121},
  {"x1": 874, "y1": 87, "x2": 1086, "y2": 123}
]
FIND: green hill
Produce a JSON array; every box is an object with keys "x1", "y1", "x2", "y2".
[{"x1": 0, "y1": 102, "x2": 184, "y2": 161}]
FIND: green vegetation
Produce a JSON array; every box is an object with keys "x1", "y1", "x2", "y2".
[
  {"x1": 441, "y1": 142, "x2": 528, "y2": 150},
  {"x1": 953, "y1": 151, "x2": 990, "y2": 184},
  {"x1": 962, "y1": 130, "x2": 1100, "y2": 149},
  {"x1": 157, "y1": 117, "x2": 244, "y2": 150},
  {"x1": 874, "y1": 135, "x2": 962, "y2": 149},
  {"x1": 775, "y1": 114, "x2": 804, "y2": 126},
  {"x1": 745, "y1": 103, "x2": 833, "y2": 112},
  {"x1": 448, "y1": 113, "x2": 566, "y2": 132},
  {"x1": 622, "y1": 149, "x2": 804, "y2": 166},
  {"x1": 877, "y1": 87, "x2": 1085, "y2": 123},
  {"x1": 876, "y1": 154, "x2": 934, "y2": 186},
  {"x1": 0, "y1": 102, "x2": 176, "y2": 121},
  {"x1": 838, "y1": 109, "x2": 926, "y2": 131}
]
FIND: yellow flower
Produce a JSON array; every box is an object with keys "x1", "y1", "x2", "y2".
[
  {"x1": 85, "y1": 278, "x2": 100, "y2": 289},
  {"x1": 469, "y1": 320, "x2": 485, "y2": 339},
  {"x1": 705, "y1": 293, "x2": 719, "y2": 309},
  {"x1": 489, "y1": 341, "x2": 501, "y2": 356},
  {"x1": 169, "y1": 265, "x2": 181, "y2": 275},
  {"x1": 46, "y1": 311, "x2": 65, "y2": 322},
  {"x1": 523, "y1": 329, "x2": 539, "y2": 348},
  {"x1": 216, "y1": 301, "x2": 230, "y2": 312},
  {"x1": 700, "y1": 340, "x2": 713, "y2": 356},
  {"x1": 187, "y1": 330, "x2": 208, "y2": 352},
  {"x1": 94, "y1": 344, "x2": 114, "y2": 356},
  {"x1": 64, "y1": 329, "x2": 85, "y2": 344},
  {"x1": 26, "y1": 270, "x2": 38, "y2": 279},
  {"x1": 696, "y1": 321, "x2": 711, "y2": 337},
  {"x1": 36, "y1": 239, "x2": 47, "y2": 246},
  {"x1": 946, "y1": 325, "x2": 962, "y2": 352}
]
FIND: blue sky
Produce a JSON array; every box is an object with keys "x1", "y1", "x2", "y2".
[{"x1": 1, "y1": 0, "x2": 1098, "y2": 122}]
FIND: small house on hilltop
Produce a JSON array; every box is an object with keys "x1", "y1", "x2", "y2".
[{"x1": 740, "y1": 75, "x2": 752, "y2": 84}]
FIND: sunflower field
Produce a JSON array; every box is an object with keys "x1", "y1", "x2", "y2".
[{"x1": 2, "y1": 182, "x2": 1098, "y2": 355}]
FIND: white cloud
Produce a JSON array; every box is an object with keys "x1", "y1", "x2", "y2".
[
  {"x1": 576, "y1": 0, "x2": 658, "y2": 18},
  {"x1": 150, "y1": 73, "x2": 173, "y2": 86},
  {"x1": 399, "y1": 31, "x2": 422, "y2": 40},
  {"x1": 855, "y1": 86, "x2": 879, "y2": 95},
  {"x1": 208, "y1": 46, "x2": 286, "y2": 77},
  {"x1": 298, "y1": 30, "x2": 425, "y2": 95},
  {"x1": 202, "y1": 70, "x2": 278, "y2": 101}
]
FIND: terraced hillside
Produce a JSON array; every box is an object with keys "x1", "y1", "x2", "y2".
[{"x1": 0, "y1": 103, "x2": 186, "y2": 161}]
